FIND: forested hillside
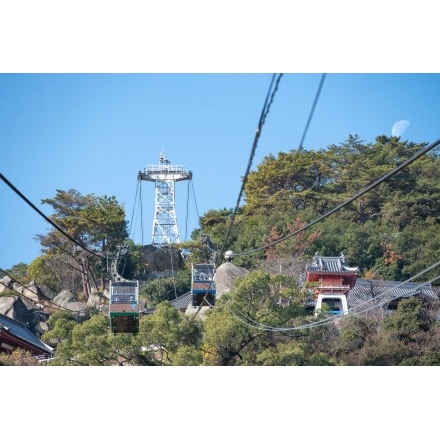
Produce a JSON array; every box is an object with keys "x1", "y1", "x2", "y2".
[
  {"x1": 201, "y1": 135, "x2": 440, "y2": 283},
  {"x1": 3, "y1": 134, "x2": 440, "y2": 366}
]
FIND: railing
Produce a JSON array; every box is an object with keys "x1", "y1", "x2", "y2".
[
  {"x1": 143, "y1": 165, "x2": 187, "y2": 173},
  {"x1": 36, "y1": 354, "x2": 54, "y2": 362},
  {"x1": 318, "y1": 284, "x2": 351, "y2": 291},
  {"x1": 111, "y1": 294, "x2": 137, "y2": 303}
]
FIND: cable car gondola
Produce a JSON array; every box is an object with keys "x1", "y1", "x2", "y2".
[
  {"x1": 191, "y1": 263, "x2": 216, "y2": 307},
  {"x1": 108, "y1": 247, "x2": 140, "y2": 334}
]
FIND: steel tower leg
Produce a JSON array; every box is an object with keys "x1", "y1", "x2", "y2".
[{"x1": 151, "y1": 178, "x2": 179, "y2": 245}]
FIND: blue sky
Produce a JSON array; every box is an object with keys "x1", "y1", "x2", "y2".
[
  {"x1": 1, "y1": 2, "x2": 439, "y2": 272},
  {"x1": 1, "y1": 72, "x2": 440, "y2": 270}
]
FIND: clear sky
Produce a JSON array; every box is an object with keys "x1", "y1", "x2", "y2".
[
  {"x1": 1, "y1": 2, "x2": 438, "y2": 272},
  {"x1": 1, "y1": 72, "x2": 440, "y2": 270}
]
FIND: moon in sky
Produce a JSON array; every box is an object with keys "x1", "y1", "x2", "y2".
[{"x1": 391, "y1": 120, "x2": 410, "y2": 137}]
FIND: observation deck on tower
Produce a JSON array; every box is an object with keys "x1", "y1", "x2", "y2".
[{"x1": 138, "y1": 152, "x2": 192, "y2": 246}]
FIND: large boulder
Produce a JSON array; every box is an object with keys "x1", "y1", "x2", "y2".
[
  {"x1": 0, "y1": 295, "x2": 50, "y2": 338},
  {"x1": 37, "y1": 284, "x2": 57, "y2": 301},
  {"x1": 0, "y1": 295, "x2": 21, "y2": 319},
  {"x1": 12, "y1": 280, "x2": 40, "y2": 302},
  {"x1": 214, "y1": 261, "x2": 249, "y2": 298},
  {"x1": 140, "y1": 245, "x2": 183, "y2": 274},
  {"x1": 52, "y1": 290, "x2": 88, "y2": 321},
  {"x1": 0, "y1": 276, "x2": 12, "y2": 292}
]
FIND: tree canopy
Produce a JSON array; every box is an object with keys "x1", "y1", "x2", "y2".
[
  {"x1": 6, "y1": 134, "x2": 440, "y2": 366},
  {"x1": 35, "y1": 189, "x2": 131, "y2": 298}
]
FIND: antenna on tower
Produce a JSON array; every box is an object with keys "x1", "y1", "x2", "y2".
[{"x1": 138, "y1": 152, "x2": 192, "y2": 246}]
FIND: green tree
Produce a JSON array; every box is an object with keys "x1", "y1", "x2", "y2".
[
  {"x1": 140, "y1": 269, "x2": 191, "y2": 306},
  {"x1": 202, "y1": 270, "x2": 308, "y2": 365},
  {"x1": 38, "y1": 189, "x2": 128, "y2": 298},
  {"x1": 5, "y1": 263, "x2": 30, "y2": 283},
  {"x1": 400, "y1": 351, "x2": 440, "y2": 366},
  {"x1": 395, "y1": 220, "x2": 440, "y2": 281},
  {"x1": 243, "y1": 148, "x2": 331, "y2": 218},
  {"x1": 0, "y1": 348, "x2": 40, "y2": 366},
  {"x1": 347, "y1": 297, "x2": 438, "y2": 365},
  {"x1": 383, "y1": 296, "x2": 432, "y2": 339},
  {"x1": 49, "y1": 313, "x2": 143, "y2": 366},
  {"x1": 28, "y1": 255, "x2": 62, "y2": 292},
  {"x1": 137, "y1": 301, "x2": 203, "y2": 365},
  {"x1": 333, "y1": 315, "x2": 378, "y2": 365},
  {"x1": 41, "y1": 310, "x2": 78, "y2": 347},
  {"x1": 197, "y1": 208, "x2": 238, "y2": 263},
  {"x1": 256, "y1": 342, "x2": 308, "y2": 366},
  {"x1": 353, "y1": 330, "x2": 412, "y2": 366}
]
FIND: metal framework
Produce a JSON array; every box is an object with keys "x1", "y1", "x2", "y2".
[{"x1": 138, "y1": 152, "x2": 192, "y2": 246}]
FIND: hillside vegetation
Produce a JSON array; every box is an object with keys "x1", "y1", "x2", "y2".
[{"x1": 3, "y1": 134, "x2": 440, "y2": 366}]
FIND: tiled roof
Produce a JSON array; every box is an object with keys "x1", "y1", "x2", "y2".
[
  {"x1": 306, "y1": 253, "x2": 358, "y2": 273},
  {"x1": 170, "y1": 291, "x2": 192, "y2": 309},
  {"x1": 304, "y1": 278, "x2": 438, "y2": 313},
  {"x1": 0, "y1": 313, "x2": 54, "y2": 355},
  {"x1": 348, "y1": 279, "x2": 438, "y2": 312},
  {"x1": 142, "y1": 291, "x2": 192, "y2": 315}
]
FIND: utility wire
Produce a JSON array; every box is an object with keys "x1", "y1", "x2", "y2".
[
  {"x1": 127, "y1": 178, "x2": 140, "y2": 242},
  {"x1": 220, "y1": 221, "x2": 440, "y2": 332},
  {"x1": 216, "y1": 73, "x2": 283, "y2": 266},
  {"x1": 214, "y1": 73, "x2": 328, "y2": 261},
  {"x1": 220, "y1": 267, "x2": 440, "y2": 333},
  {"x1": 234, "y1": 137, "x2": 440, "y2": 257},
  {"x1": 348, "y1": 259, "x2": 440, "y2": 315},
  {"x1": 203, "y1": 74, "x2": 440, "y2": 332},
  {"x1": 0, "y1": 267, "x2": 88, "y2": 314},
  {"x1": 0, "y1": 173, "x2": 107, "y2": 261},
  {"x1": 190, "y1": 179, "x2": 202, "y2": 237},
  {"x1": 298, "y1": 73, "x2": 326, "y2": 149},
  {"x1": 183, "y1": 177, "x2": 199, "y2": 242}
]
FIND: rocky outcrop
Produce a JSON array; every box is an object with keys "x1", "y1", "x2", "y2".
[
  {"x1": 0, "y1": 276, "x2": 12, "y2": 293},
  {"x1": 140, "y1": 245, "x2": 183, "y2": 275},
  {"x1": 214, "y1": 261, "x2": 249, "y2": 299},
  {"x1": 0, "y1": 295, "x2": 49, "y2": 339},
  {"x1": 38, "y1": 284, "x2": 57, "y2": 301},
  {"x1": 12, "y1": 280, "x2": 41, "y2": 302},
  {"x1": 0, "y1": 277, "x2": 43, "y2": 302},
  {"x1": 0, "y1": 277, "x2": 89, "y2": 338},
  {"x1": 52, "y1": 290, "x2": 88, "y2": 316},
  {"x1": 0, "y1": 249, "x2": 247, "y2": 339}
]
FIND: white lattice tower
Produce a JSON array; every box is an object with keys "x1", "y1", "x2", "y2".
[{"x1": 138, "y1": 152, "x2": 192, "y2": 246}]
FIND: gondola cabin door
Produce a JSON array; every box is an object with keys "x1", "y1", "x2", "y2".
[
  {"x1": 191, "y1": 264, "x2": 216, "y2": 307},
  {"x1": 109, "y1": 281, "x2": 140, "y2": 334}
]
